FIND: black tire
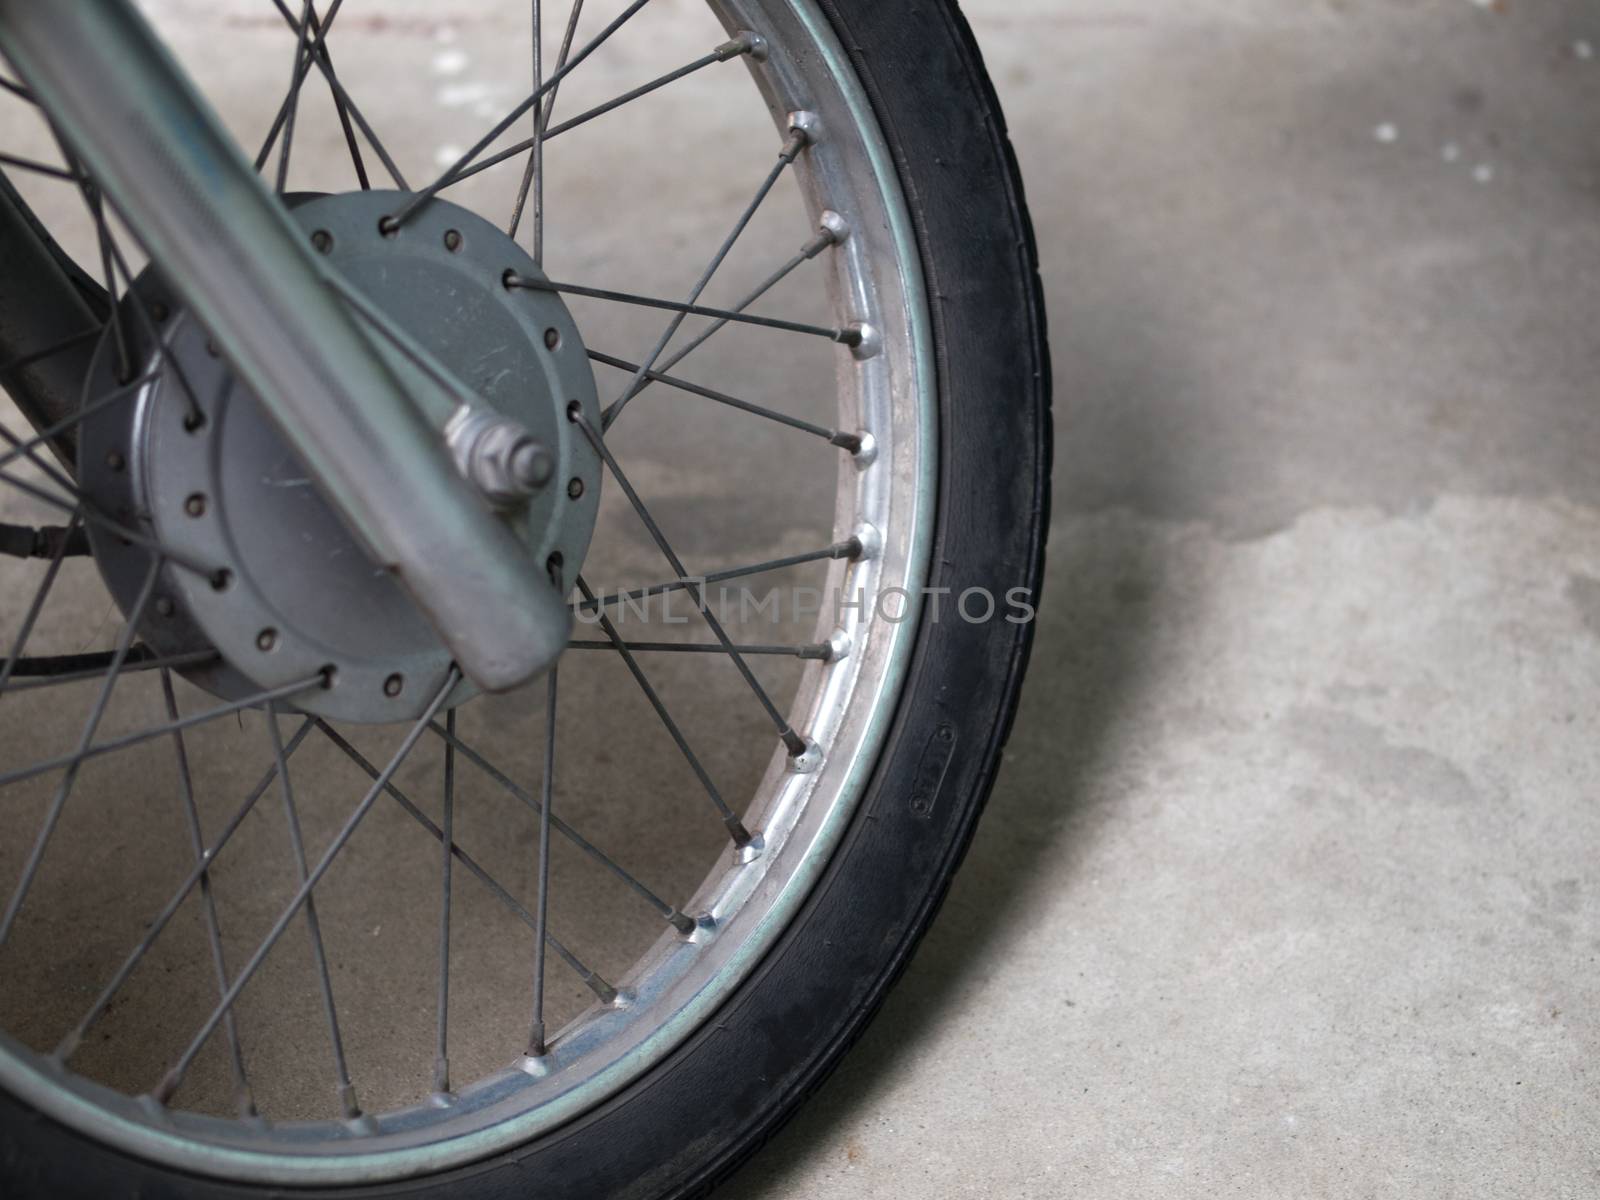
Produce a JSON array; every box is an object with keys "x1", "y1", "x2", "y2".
[{"x1": 0, "y1": 0, "x2": 1050, "y2": 1195}]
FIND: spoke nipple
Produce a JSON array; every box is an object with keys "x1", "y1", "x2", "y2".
[
  {"x1": 790, "y1": 738, "x2": 824, "y2": 774},
  {"x1": 735, "y1": 832, "x2": 765, "y2": 864},
  {"x1": 829, "y1": 429, "x2": 864, "y2": 456},
  {"x1": 721, "y1": 30, "x2": 767, "y2": 61},
  {"x1": 726, "y1": 815, "x2": 755, "y2": 847},
  {"x1": 668, "y1": 910, "x2": 698, "y2": 935},
  {"x1": 849, "y1": 430, "x2": 878, "y2": 466},
  {"x1": 851, "y1": 522, "x2": 882, "y2": 561},
  {"x1": 815, "y1": 210, "x2": 850, "y2": 251},
  {"x1": 786, "y1": 109, "x2": 821, "y2": 149},
  {"x1": 337, "y1": 1083, "x2": 362, "y2": 1121},
  {"x1": 344, "y1": 1113, "x2": 379, "y2": 1135},
  {"x1": 826, "y1": 629, "x2": 853, "y2": 662},
  {"x1": 517, "y1": 1052, "x2": 553, "y2": 1078},
  {"x1": 844, "y1": 321, "x2": 882, "y2": 360}
]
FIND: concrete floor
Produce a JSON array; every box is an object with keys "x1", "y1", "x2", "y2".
[
  {"x1": 2, "y1": 0, "x2": 1598, "y2": 1195},
  {"x1": 728, "y1": 2, "x2": 1600, "y2": 1196}
]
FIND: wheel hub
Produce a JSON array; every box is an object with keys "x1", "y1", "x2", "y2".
[{"x1": 77, "y1": 191, "x2": 602, "y2": 723}]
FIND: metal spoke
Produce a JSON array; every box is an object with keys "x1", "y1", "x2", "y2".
[
  {"x1": 0, "y1": 151, "x2": 78, "y2": 182},
  {"x1": 267, "y1": 0, "x2": 406, "y2": 189},
  {"x1": 267, "y1": 703, "x2": 359, "y2": 1118},
  {"x1": 599, "y1": 127, "x2": 806, "y2": 429},
  {"x1": 159, "y1": 670, "x2": 254, "y2": 1118},
  {"x1": 0, "y1": 466, "x2": 220, "y2": 577},
  {"x1": 508, "y1": 271, "x2": 858, "y2": 365},
  {"x1": 0, "y1": 509, "x2": 80, "y2": 698},
  {"x1": 0, "y1": 369, "x2": 160, "y2": 476},
  {"x1": 323, "y1": 272, "x2": 477, "y2": 404},
  {"x1": 503, "y1": 35, "x2": 759, "y2": 220},
  {"x1": 313, "y1": 720, "x2": 618, "y2": 1003},
  {"x1": 0, "y1": 326, "x2": 102, "y2": 380},
  {"x1": 55, "y1": 719, "x2": 317, "y2": 1064},
  {"x1": 0, "y1": 671, "x2": 326, "y2": 792},
  {"x1": 53, "y1": 148, "x2": 208, "y2": 433},
  {"x1": 0, "y1": 558, "x2": 159, "y2": 946},
  {"x1": 433, "y1": 709, "x2": 455, "y2": 1095},
  {"x1": 79, "y1": 180, "x2": 131, "y2": 385},
  {"x1": 255, "y1": 0, "x2": 369, "y2": 190},
  {"x1": 605, "y1": 221, "x2": 846, "y2": 424},
  {"x1": 567, "y1": 638, "x2": 831, "y2": 659},
  {"x1": 392, "y1": 0, "x2": 656, "y2": 228},
  {"x1": 96, "y1": 227, "x2": 208, "y2": 431},
  {"x1": 427, "y1": 721, "x2": 695, "y2": 935},
  {"x1": 574, "y1": 536, "x2": 861, "y2": 616},
  {"x1": 528, "y1": 598, "x2": 556, "y2": 1056},
  {"x1": 5, "y1": 649, "x2": 217, "y2": 692},
  {"x1": 589, "y1": 349, "x2": 859, "y2": 448},
  {"x1": 153, "y1": 670, "x2": 459, "y2": 1104},
  {"x1": 0, "y1": 413, "x2": 87, "y2": 501},
  {"x1": 572, "y1": 411, "x2": 808, "y2": 758},
  {"x1": 507, "y1": 0, "x2": 544, "y2": 253},
  {"x1": 273, "y1": 1, "x2": 317, "y2": 193},
  {"x1": 452, "y1": 35, "x2": 756, "y2": 196},
  {"x1": 509, "y1": 0, "x2": 584, "y2": 253},
  {"x1": 548, "y1": 36, "x2": 756, "y2": 142},
  {"x1": 573, "y1": 574, "x2": 752, "y2": 845}
]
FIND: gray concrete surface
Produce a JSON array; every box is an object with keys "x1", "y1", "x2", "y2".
[
  {"x1": 727, "y1": 2, "x2": 1600, "y2": 1196},
  {"x1": 2, "y1": 0, "x2": 1598, "y2": 1195}
]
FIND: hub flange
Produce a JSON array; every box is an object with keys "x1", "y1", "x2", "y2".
[{"x1": 78, "y1": 192, "x2": 602, "y2": 723}]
